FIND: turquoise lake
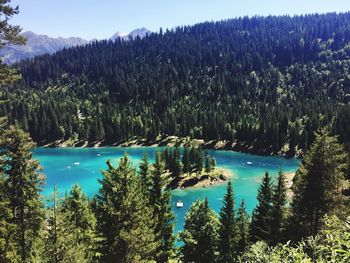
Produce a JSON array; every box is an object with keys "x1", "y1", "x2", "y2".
[{"x1": 33, "y1": 147, "x2": 300, "y2": 234}]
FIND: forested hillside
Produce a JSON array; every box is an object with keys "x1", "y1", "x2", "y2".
[{"x1": 2, "y1": 13, "x2": 350, "y2": 155}]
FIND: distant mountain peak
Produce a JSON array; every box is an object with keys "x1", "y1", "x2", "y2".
[
  {"x1": 0, "y1": 27, "x2": 152, "y2": 64},
  {"x1": 110, "y1": 28, "x2": 151, "y2": 41},
  {"x1": 110, "y1": 31, "x2": 129, "y2": 41},
  {"x1": 0, "y1": 31, "x2": 89, "y2": 64}
]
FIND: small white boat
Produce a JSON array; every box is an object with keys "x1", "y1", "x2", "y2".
[
  {"x1": 96, "y1": 154, "x2": 101, "y2": 157},
  {"x1": 246, "y1": 161, "x2": 252, "y2": 165},
  {"x1": 73, "y1": 162, "x2": 80, "y2": 165},
  {"x1": 176, "y1": 200, "x2": 184, "y2": 208}
]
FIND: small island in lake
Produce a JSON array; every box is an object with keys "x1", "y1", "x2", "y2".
[
  {"x1": 170, "y1": 167, "x2": 233, "y2": 189},
  {"x1": 155, "y1": 146, "x2": 234, "y2": 189}
]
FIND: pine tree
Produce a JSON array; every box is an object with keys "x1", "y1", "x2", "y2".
[
  {"x1": 0, "y1": 170, "x2": 17, "y2": 262},
  {"x1": 95, "y1": 154, "x2": 157, "y2": 262},
  {"x1": 43, "y1": 186, "x2": 88, "y2": 263},
  {"x1": 271, "y1": 170, "x2": 287, "y2": 244},
  {"x1": 204, "y1": 152, "x2": 216, "y2": 173},
  {"x1": 182, "y1": 147, "x2": 191, "y2": 174},
  {"x1": 218, "y1": 181, "x2": 236, "y2": 262},
  {"x1": 180, "y1": 198, "x2": 219, "y2": 263},
  {"x1": 0, "y1": 0, "x2": 26, "y2": 128},
  {"x1": 235, "y1": 199, "x2": 250, "y2": 255},
  {"x1": 195, "y1": 147, "x2": 203, "y2": 172},
  {"x1": 290, "y1": 128, "x2": 348, "y2": 239},
  {"x1": 150, "y1": 152, "x2": 175, "y2": 263},
  {"x1": 250, "y1": 172, "x2": 273, "y2": 243},
  {"x1": 0, "y1": 127, "x2": 45, "y2": 261},
  {"x1": 171, "y1": 146, "x2": 182, "y2": 178},
  {"x1": 139, "y1": 153, "x2": 151, "y2": 193},
  {"x1": 61, "y1": 184, "x2": 96, "y2": 260}
]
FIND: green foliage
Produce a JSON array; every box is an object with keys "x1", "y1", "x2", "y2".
[
  {"x1": 94, "y1": 154, "x2": 157, "y2": 262},
  {"x1": 235, "y1": 199, "x2": 250, "y2": 255},
  {"x1": 240, "y1": 214, "x2": 350, "y2": 263},
  {"x1": 162, "y1": 147, "x2": 182, "y2": 179},
  {"x1": 0, "y1": 126, "x2": 45, "y2": 261},
  {"x1": 205, "y1": 151, "x2": 216, "y2": 173},
  {"x1": 180, "y1": 199, "x2": 219, "y2": 263},
  {"x1": 290, "y1": 128, "x2": 349, "y2": 239},
  {"x1": 0, "y1": 169, "x2": 18, "y2": 262},
  {"x1": 250, "y1": 172, "x2": 273, "y2": 243},
  {"x1": 139, "y1": 153, "x2": 152, "y2": 193},
  {"x1": 218, "y1": 181, "x2": 236, "y2": 262},
  {"x1": 0, "y1": 0, "x2": 26, "y2": 87},
  {"x1": 43, "y1": 186, "x2": 90, "y2": 263},
  {"x1": 150, "y1": 152, "x2": 175, "y2": 262},
  {"x1": 189, "y1": 146, "x2": 203, "y2": 172},
  {"x1": 0, "y1": 0, "x2": 26, "y2": 130},
  {"x1": 270, "y1": 170, "x2": 288, "y2": 244},
  {"x1": 2, "y1": 13, "x2": 350, "y2": 156},
  {"x1": 182, "y1": 147, "x2": 191, "y2": 173},
  {"x1": 61, "y1": 184, "x2": 96, "y2": 260}
]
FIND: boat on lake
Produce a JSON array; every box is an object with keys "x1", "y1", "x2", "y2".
[{"x1": 176, "y1": 200, "x2": 184, "y2": 208}]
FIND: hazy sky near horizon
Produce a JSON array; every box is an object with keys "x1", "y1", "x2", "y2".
[{"x1": 11, "y1": 0, "x2": 350, "y2": 39}]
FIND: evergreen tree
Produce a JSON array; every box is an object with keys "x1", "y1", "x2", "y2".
[
  {"x1": 250, "y1": 172, "x2": 273, "y2": 243},
  {"x1": 0, "y1": 0, "x2": 26, "y2": 128},
  {"x1": 218, "y1": 181, "x2": 236, "y2": 262},
  {"x1": 0, "y1": 127, "x2": 45, "y2": 261},
  {"x1": 271, "y1": 170, "x2": 287, "y2": 244},
  {"x1": 290, "y1": 128, "x2": 348, "y2": 239},
  {"x1": 94, "y1": 154, "x2": 157, "y2": 262},
  {"x1": 61, "y1": 184, "x2": 96, "y2": 260},
  {"x1": 43, "y1": 186, "x2": 88, "y2": 263},
  {"x1": 204, "y1": 152, "x2": 216, "y2": 173},
  {"x1": 0, "y1": 170, "x2": 17, "y2": 262},
  {"x1": 139, "y1": 153, "x2": 151, "y2": 193},
  {"x1": 150, "y1": 152, "x2": 175, "y2": 263},
  {"x1": 182, "y1": 147, "x2": 191, "y2": 174},
  {"x1": 235, "y1": 199, "x2": 250, "y2": 255},
  {"x1": 171, "y1": 146, "x2": 182, "y2": 178},
  {"x1": 180, "y1": 198, "x2": 219, "y2": 263},
  {"x1": 195, "y1": 147, "x2": 203, "y2": 172}
]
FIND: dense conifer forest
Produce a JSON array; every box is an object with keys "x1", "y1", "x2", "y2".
[
  {"x1": 1, "y1": 1, "x2": 350, "y2": 261},
  {"x1": 1, "y1": 126, "x2": 349, "y2": 262},
  {"x1": 2, "y1": 12, "x2": 350, "y2": 155}
]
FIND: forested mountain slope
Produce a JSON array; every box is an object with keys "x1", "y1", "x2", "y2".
[{"x1": 2, "y1": 13, "x2": 350, "y2": 155}]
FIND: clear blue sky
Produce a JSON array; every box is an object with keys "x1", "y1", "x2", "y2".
[{"x1": 11, "y1": 0, "x2": 350, "y2": 40}]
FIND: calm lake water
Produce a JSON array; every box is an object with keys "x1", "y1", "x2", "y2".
[{"x1": 34, "y1": 147, "x2": 300, "y2": 234}]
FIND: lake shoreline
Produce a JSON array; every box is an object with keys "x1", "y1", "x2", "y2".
[{"x1": 39, "y1": 135, "x2": 301, "y2": 159}]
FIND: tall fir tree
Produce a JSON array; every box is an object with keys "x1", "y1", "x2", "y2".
[
  {"x1": 0, "y1": 170, "x2": 17, "y2": 261},
  {"x1": 235, "y1": 199, "x2": 250, "y2": 255},
  {"x1": 171, "y1": 146, "x2": 182, "y2": 178},
  {"x1": 61, "y1": 184, "x2": 96, "y2": 260},
  {"x1": 250, "y1": 172, "x2": 273, "y2": 243},
  {"x1": 150, "y1": 152, "x2": 175, "y2": 263},
  {"x1": 290, "y1": 128, "x2": 348, "y2": 239},
  {"x1": 180, "y1": 198, "x2": 219, "y2": 263},
  {"x1": 195, "y1": 147, "x2": 203, "y2": 172},
  {"x1": 218, "y1": 181, "x2": 236, "y2": 262},
  {"x1": 271, "y1": 170, "x2": 288, "y2": 244},
  {"x1": 0, "y1": 127, "x2": 45, "y2": 261},
  {"x1": 182, "y1": 147, "x2": 191, "y2": 174},
  {"x1": 0, "y1": 0, "x2": 26, "y2": 129},
  {"x1": 139, "y1": 153, "x2": 151, "y2": 193},
  {"x1": 43, "y1": 185, "x2": 88, "y2": 263},
  {"x1": 94, "y1": 154, "x2": 157, "y2": 262}
]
